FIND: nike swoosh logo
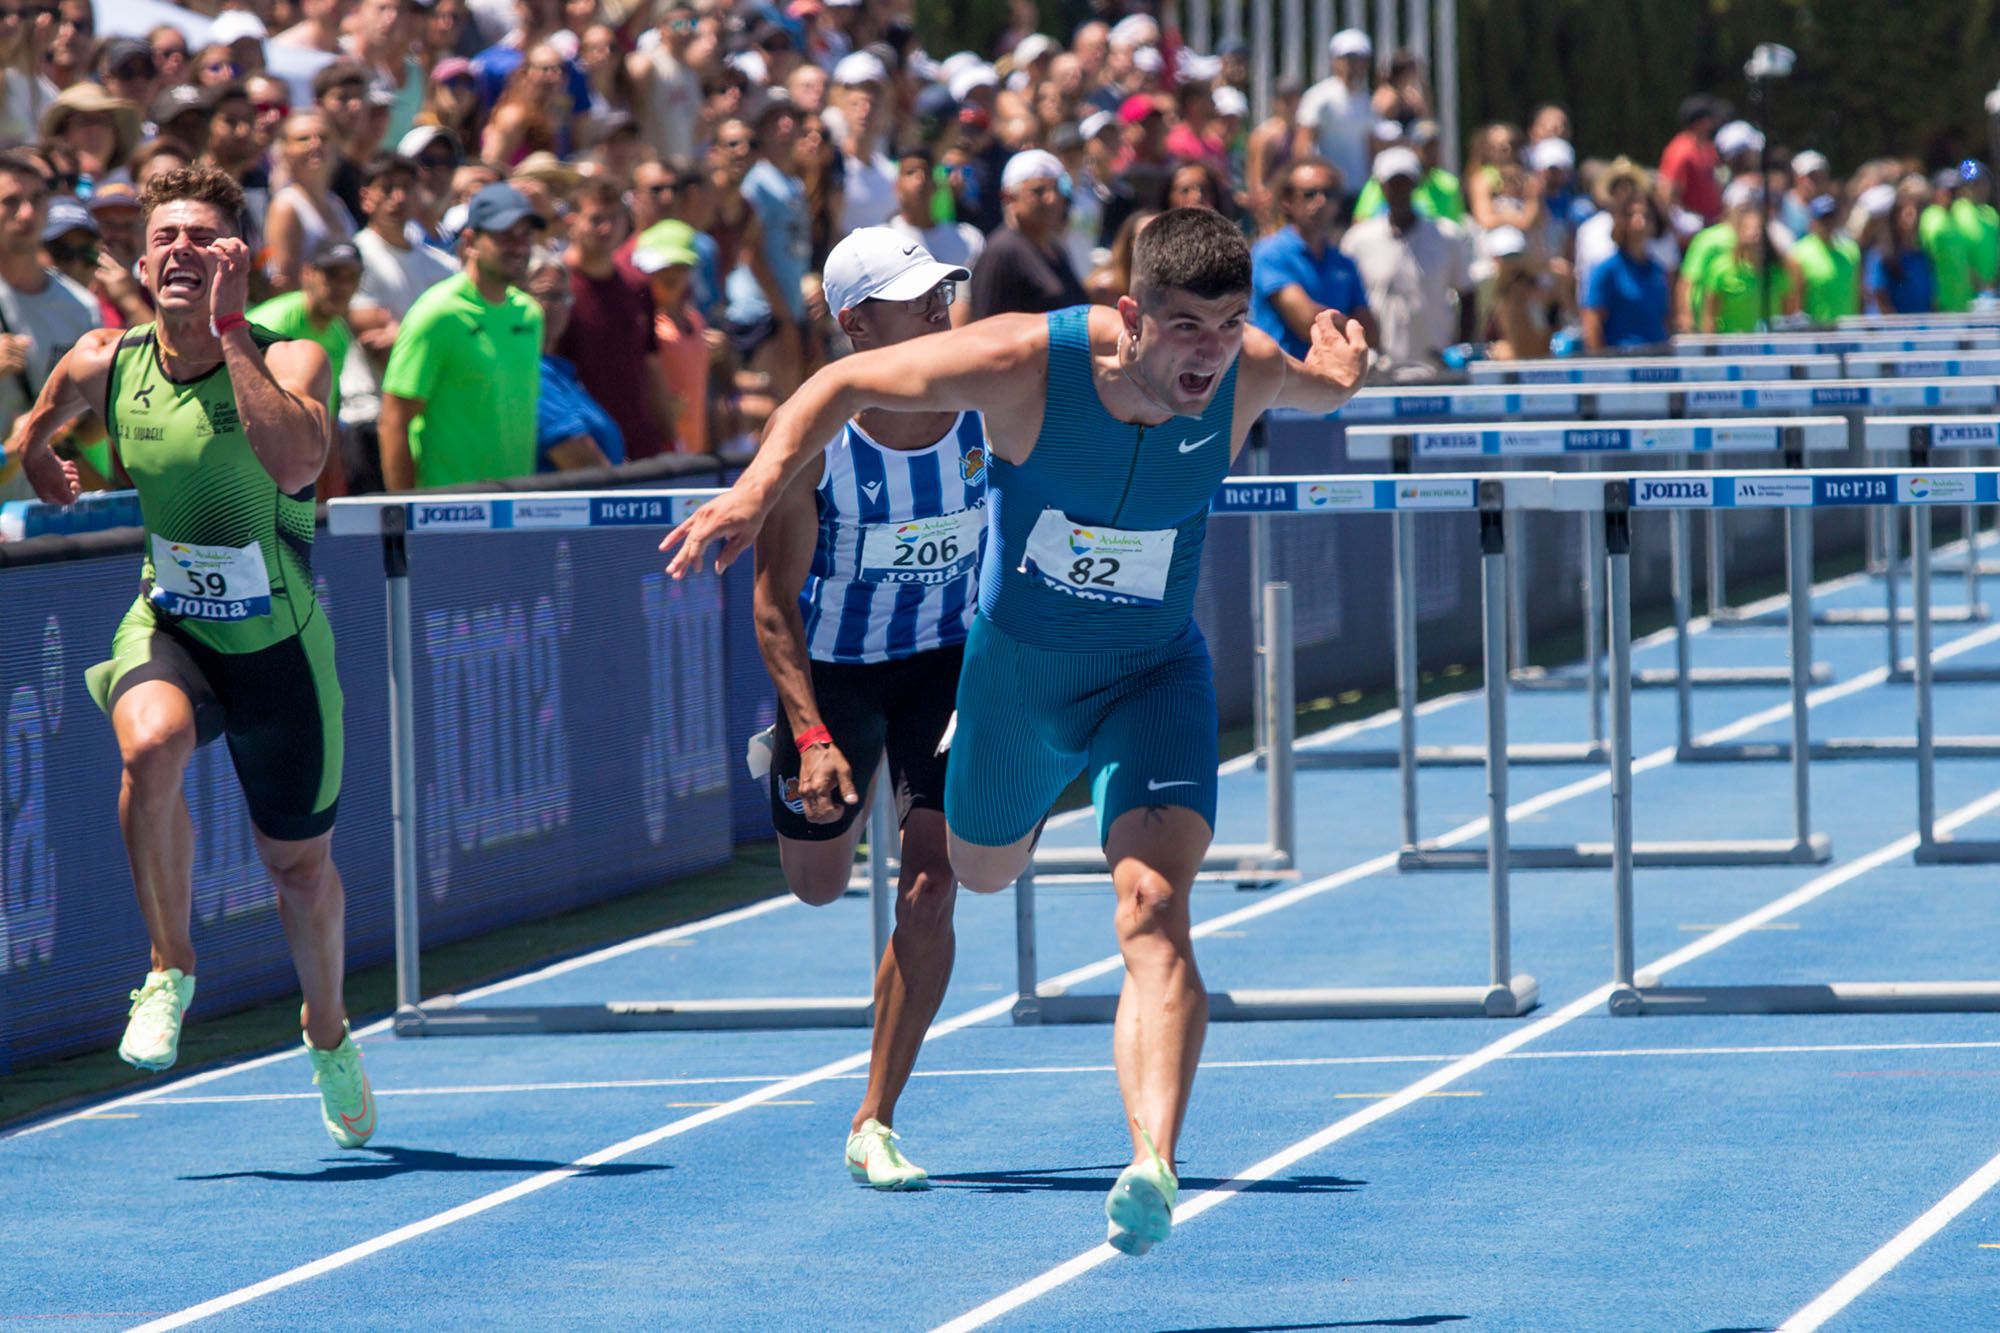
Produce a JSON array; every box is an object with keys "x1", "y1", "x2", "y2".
[
  {"x1": 901, "y1": 244, "x2": 919, "y2": 255},
  {"x1": 1178, "y1": 432, "x2": 1218, "y2": 454},
  {"x1": 1147, "y1": 778, "x2": 1196, "y2": 791},
  {"x1": 340, "y1": 1079, "x2": 376, "y2": 1138}
]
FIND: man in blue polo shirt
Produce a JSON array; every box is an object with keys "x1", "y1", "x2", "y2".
[{"x1": 1251, "y1": 157, "x2": 1374, "y2": 357}]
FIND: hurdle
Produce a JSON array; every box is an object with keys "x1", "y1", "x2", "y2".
[
  {"x1": 1471, "y1": 354, "x2": 1843, "y2": 386},
  {"x1": 1010, "y1": 474, "x2": 1542, "y2": 1024},
  {"x1": 1305, "y1": 419, "x2": 1847, "y2": 779},
  {"x1": 330, "y1": 489, "x2": 898, "y2": 1036},
  {"x1": 1578, "y1": 465, "x2": 2000, "y2": 1015},
  {"x1": 1672, "y1": 330, "x2": 2000, "y2": 356}
]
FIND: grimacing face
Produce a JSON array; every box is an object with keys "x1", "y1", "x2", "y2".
[
  {"x1": 144, "y1": 199, "x2": 237, "y2": 312},
  {"x1": 1124, "y1": 283, "x2": 1249, "y2": 417}
]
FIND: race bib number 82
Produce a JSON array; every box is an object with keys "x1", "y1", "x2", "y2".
[{"x1": 1023, "y1": 509, "x2": 1176, "y2": 606}]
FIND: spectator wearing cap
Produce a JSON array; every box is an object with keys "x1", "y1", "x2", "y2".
[
  {"x1": 1049, "y1": 122, "x2": 1103, "y2": 279},
  {"x1": 1246, "y1": 76, "x2": 1303, "y2": 231},
  {"x1": 148, "y1": 83, "x2": 210, "y2": 156},
  {"x1": 1694, "y1": 206, "x2": 1796, "y2": 332},
  {"x1": 84, "y1": 181, "x2": 148, "y2": 326},
  {"x1": 1165, "y1": 79, "x2": 1230, "y2": 180},
  {"x1": 831, "y1": 50, "x2": 895, "y2": 237},
  {"x1": 1483, "y1": 226, "x2": 1551, "y2": 360},
  {"x1": 1294, "y1": 29, "x2": 1377, "y2": 205},
  {"x1": 633, "y1": 1, "x2": 703, "y2": 163},
  {"x1": 43, "y1": 0, "x2": 92, "y2": 93},
  {"x1": 396, "y1": 125, "x2": 460, "y2": 247},
  {"x1": 1341, "y1": 146, "x2": 1472, "y2": 372},
  {"x1": 39, "y1": 192, "x2": 96, "y2": 305},
  {"x1": 1353, "y1": 119, "x2": 1463, "y2": 224},
  {"x1": 1951, "y1": 162, "x2": 1999, "y2": 294},
  {"x1": 1660, "y1": 94, "x2": 1725, "y2": 229},
  {"x1": 1792, "y1": 192, "x2": 1863, "y2": 324},
  {"x1": 1782, "y1": 150, "x2": 1832, "y2": 239},
  {"x1": 0, "y1": 154, "x2": 98, "y2": 502},
  {"x1": 557, "y1": 175, "x2": 674, "y2": 459},
  {"x1": 40, "y1": 83, "x2": 138, "y2": 192},
  {"x1": 484, "y1": 41, "x2": 583, "y2": 166},
  {"x1": 345, "y1": 151, "x2": 454, "y2": 491},
  {"x1": 96, "y1": 38, "x2": 157, "y2": 113},
  {"x1": 203, "y1": 10, "x2": 269, "y2": 78},
  {"x1": 525, "y1": 251, "x2": 621, "y2": 473},
  {"x1": 1574, "y1": 157, "x2": 1674, "y2": 305},
  {"x1": 631, "y1": 219, "x2": 710, "y2": 454},
  {"x1": 422, "y1": 57, "x2": 481, "y2": 148},
  {"x1": 1920, "y1": 170, "x2": 1978, "y2": 313},
  {"x1": 1581, "y1": 194, "x2": 1670, "y2": 351},
  {"x1": 1110, "y1": 89, "x2": 1172, "y2": 180},
  {"x1": 1713, "y1": 120, "x2": 1765, "y2": 189},
  {"x1": 266, "y1": 111, "x2": 359, "y2": 294},
  {"x1": 346, "y1": 0, "x2": 425, "y2": 146},
  {"x1": 277, "y1": 0, "x2": 345, "y2": 55},
  {"x1": 1861, "y1": 183, "x2": 1932, "y2": 314},
  {"x1": 509, "y1": 150, "x2": 579, "y2": 229},
  {"x1": 970, "y1": 148, "x2": 1086, "y2": 319},
  {"x1": 722, "y1": 98, "x2": 813, "y2": 402},
  {"x1": 380, "y1": 181, "x2": 543, "y2": 489},
  {"x1": 1252, "y1": 156, "x2": 1372, "y2": 359},
  {"x1": 886, "y1": 144, "x2": 982, "y2": 326},
  {"x1": 249, "y1": 238, "x2": 362, "y2": 490}
]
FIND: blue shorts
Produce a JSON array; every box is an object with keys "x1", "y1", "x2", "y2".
[{"x1": 943, "y1": 614, "x2": 1218, "y2": 847}]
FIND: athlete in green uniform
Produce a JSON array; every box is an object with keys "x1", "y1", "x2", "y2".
[{"x1": 4, "y1": 163, "x2": 374, "y2": 1148}]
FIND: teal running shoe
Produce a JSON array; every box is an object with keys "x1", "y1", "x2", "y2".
[
  {"x1": 306, "y1": 1024, "x2": 377, "y2": 1148},
  {"x1": 117, "y1": 969, "x2": 195, "y2": 1071},
  {"x1": 1106, "y1": 1136, "x2": 1178, "y2": 1256},
  {"x1": 845, "y1": 1118, "x2": 929, "y2": 1190}
]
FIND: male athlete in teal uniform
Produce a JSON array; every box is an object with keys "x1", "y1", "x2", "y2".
[
  {"x1": 666, "y1": 208, "x2": 1370, "y2": 1253},
  {"x1": 8, "y1": 163, "x2": 372, "y2": 1147}
]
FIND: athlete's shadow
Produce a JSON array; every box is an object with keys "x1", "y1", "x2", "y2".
[
  {"x1": 180, "y1": 1144, "x2": 672, "y2": 1184},
  {"x1": 927, "y1": 1163, "x2": 1364, "y2": 1195},
  {"x1": 1156, "y1": 1319, "x2": 1470, "y2": 1332}
]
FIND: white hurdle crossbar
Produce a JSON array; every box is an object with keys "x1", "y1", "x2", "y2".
[
  {"x1": 330, "y1": 488, "x2": 893, "y2": 1036},
  {"x1": 1572, "y1": 466, "x2": 2000, "y2": 1015},
  {"x1": 1011, "y1": 473, "x2": 1541, "y2": 1023}
]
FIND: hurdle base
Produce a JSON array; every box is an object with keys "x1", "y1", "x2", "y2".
[
  {"x1": 1295, "y1": 740, "x2": 1607, "y2": 770},
  {"x1": 1680, "y1": 737, "x2": 2000, "y2": 762},
  {"x1": 1015, "y1": 976, "x2": 1541, "y2": 1024},
  {"x1": 1609, "y1": 980, "x2": 2000, "y2": 1016},
  {"x1": 1509, "y1": 663, "x2": 1831, "y2": 690},
  {"x1": 1399, "y1": 834, "x2": 1830, "y2": 872},
  {"x1": 1031, "y1": 842, "x2": 1289, "y2": 877},
  {"x1": 391, "y1": 995, "x2": 876, "y2": 1036},
  {"x1": 1712, "y1": 604, "x2": 1990, "y2": 628},
  {"x1": 1915, "y1": 836, "x2": 2000, "y2": 865},
  {"x1": 1889, "y1": 660, "x2": 2000, "y2": 684}
]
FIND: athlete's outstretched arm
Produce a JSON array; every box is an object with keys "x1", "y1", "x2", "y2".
[
  {"x1": 1264, "y1": 308, "x2": 1373, "y2": 416},
  {"x1": 3, "y1": 327, "x2": 119, "y2": 504},
  {"x1": 207, "y1": 239, "x2": 332, "y2": 495},
  {"x1": 662, "y1": 314, "x2": 1043, "y2": 578}
]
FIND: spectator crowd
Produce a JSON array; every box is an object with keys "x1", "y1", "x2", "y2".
[{"x1": 0, "y1": 1, "x2": 1996, "y2": 506}]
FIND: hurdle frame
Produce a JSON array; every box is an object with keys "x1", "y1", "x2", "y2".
[
  {"x1": 1571, "y1": 467, "x2": 2000, "y2": 1016},
  {"x1": 1011, "y1": 474, "x2": 1541, "y2": 1024}
]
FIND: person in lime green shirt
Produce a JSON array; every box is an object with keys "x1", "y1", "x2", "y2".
[
  {"x1": 1352, "y1": 121, "x2": 1464, "y2": 223},
  {"x1": 248, "y1": 239, "x2": 360, "y2": 413},
  {"x1": 1950, "y1": 165, "x2": 2000, "y2": 290},
  {"x1": 1791, "y1": 194, "x2": 1862, "y2": 323},
  {"x1": 1919, "y1": 171, "x2": 1976, "y2": 312},
  {"x1": 1676, "y1": 215, "x2": 1736, "y2": 330},
  {"x1": 379, "y1": 183, "x2": 543, "y2": 490},
  {"x1": 1696, "y1": 210, "x2": 1796, "y2": 332}
]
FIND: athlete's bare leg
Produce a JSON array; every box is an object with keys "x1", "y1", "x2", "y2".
[
  {"x1": 947, "y1": 825, "x2": 1038, "y2": 894},
  {"x1": 1105, "y1": 804, "x2": 1210, "y2": 1170},
  {"x1": 256, "y1": 830, "x2": 347, "y2": 1052},
  {"x1": 113, "y1": 680, "x2": 198, "y2": 976},
  {"x1": 853, "y1": 808, "x2": 956, "y2": 1131}
]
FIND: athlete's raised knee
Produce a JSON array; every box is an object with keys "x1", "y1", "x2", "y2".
[
  {"x1": 949, "y1": 829, "x2": 1029, "y2": 894},
  {"x1": 116, "y1": 707, "x2": 195, "y2": 788},
  {"x1": 1113, "y1": 861, "x2": 1189, "y2": 940},
  {"x1": 895, "y1": 860, "x2": 957, "y2": 935}
]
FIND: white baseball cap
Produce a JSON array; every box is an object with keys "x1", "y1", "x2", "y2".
[
  {"x1": 1722, "y1": 177, "x2": 1764, "y2": 211},
  {"x1": 833, "y1": 51, "x2": 887, "y2": 87},
  {"x1": 1078, "y1": 109, "x2": 1115, "y2": 141},
  {"x1": 1371, "y1": 146, "x2": 1422, "y2": 183},
  {"x1": 1001, "y1": 147, "x2": 1065, "y2": 190},
  {"x1": 1013, "y1": 33, "x2": 1058, "y2": 67},
  {"x1": 1791, "y1": 149, "x2": 1829, "y2": 178},
  {"x1": 1858, "y1": 182, "x2": 1896, "y2": 217},
  {"x1": 1715, "y1": 119, "x2": 1765, "y2": 157},
  {"x1": 823, "y1": 227, "x2": 971, "y2": 316},
  {"x1": 1132, "y1": 45, "x2": 1164, "y2": 74},
  {"x1": 1212, "y1": 85, "x2": 1248, "y2": 119},
  {"x1": 948, "y1": 63, "x2": 999, "y2": 102},
  {"x1": 1330, "y1": 28, "x2": 1372, "y2": 59},
  {"x1": 1109, "y1": 14, "x2": 1159, "y2": 48},
  {"x1": 1525, "y1": 137, "x2": 1575, "y2": 172},
  {"x1": 209, "y1": 10, "x2": 268, "y2": 45},
  {"x1": 1485, "y1": 225, "x2": 1527, "y2": 259}
]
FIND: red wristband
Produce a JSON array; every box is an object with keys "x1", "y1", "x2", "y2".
[
  {"x1": 794, "y1": 724, "x2": 833, "y2": 753},
  {"x1": 212, "y1": 313, "x2": 249, "y2": 337}
]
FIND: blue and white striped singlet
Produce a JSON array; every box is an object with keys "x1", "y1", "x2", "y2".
[{"x1": 801, "y1": 411, "x2": 990, "y2": 664}]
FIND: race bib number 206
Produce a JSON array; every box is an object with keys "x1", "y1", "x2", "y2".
[
  {"x1": 149, "y1": 535, "x2": 272, "y2": 620},
  {"x1": 1022, "y1": 508, "x2": 1176, "y2": 606},
  {"x1": 857, "y1": 506, "x2": 983, "y2": 585}
]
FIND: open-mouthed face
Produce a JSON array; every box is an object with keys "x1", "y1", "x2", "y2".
[
  {"x1": 143, "y1": 199, "x2": 236, "y2": 311},
  {"x1": 1127, "y1": 283, "x2": 1249, "y2": 416}
]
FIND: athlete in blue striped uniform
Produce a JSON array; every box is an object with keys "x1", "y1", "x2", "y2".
[
  {"x1": 669, "y1": 209, "x2": 1371, "y2": 1251},
  {"x1": 751, "y1": 228, "x2": 980, "y2": 1190}
]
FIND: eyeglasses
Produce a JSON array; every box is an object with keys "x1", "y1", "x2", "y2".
[
  {"x1": 644, "y1": 180, "x2": 677, "y2": 196},
  {"x1": 154, "y1": 45, "x2": 188, "y2": 60},
  {"x1": 868, "y1": 282, "x2": 955, "y2": 317},
  {"x1": 1288, "y1": 185, "x2": 1335, "y2": 200},
  {"x1": 203, "y1": 59, "x2": 240, "y2": 76},
  {"x1": 253, "y1": 100, "x2": 290, "y2": 118}
]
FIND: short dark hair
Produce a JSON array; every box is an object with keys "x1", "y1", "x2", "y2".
[
  {"x1": 139, "y1": 162, "x2": 246, "y2": 234},
  {"x1": 1130, "y1": 206, "x2": 1251, "y2": 302},
  {"x1": 571, "y1": 175, "x2": 624, "y2": 210},
  {"x1": 1283, "y1": 155, "x2": 1339, "y2": 193},
  {"x1": 896, "y1": 144, "x2": 934, "y2": 169},
  {"x1": 361, "y1": 151, "x2": 420, "y2": 190},
  {"x1": 312, "y1": 60, "x2": 369, "y2": 100},
  {"x1": 0, "y1": 149, "x2": 46, "y2": 192}
]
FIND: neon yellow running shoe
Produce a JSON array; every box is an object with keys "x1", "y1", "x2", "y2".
[
  {"x1": 306, "y1": 1024, "x2": 377, "y2": 1148},
  {"x1": 1105, "y1": 1137, "x2": 1178, "y2": 1256},
  {"x1": 845, "y1": 1118, "x2": 929, "y2": 1190},
  {"x1": 117, "y1": 969, "x2": 195, "y2": 1071}
]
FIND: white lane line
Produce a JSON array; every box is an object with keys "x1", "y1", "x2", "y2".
[
  {"x1": 1779, "y1": 1146, "x2": 2000, "y2": 1330},
  {"x1": 140, "y1": 1039, "x2": 2000, "y2": 1105},
  {"x1": 930, "y1": 782, "x2": 2000, "y2": 1333}
]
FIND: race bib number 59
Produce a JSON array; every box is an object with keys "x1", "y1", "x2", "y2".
[
  {"x1": 1022, "y1": 509, "x2": 1176, "y2": 606},
  {"x1": 149, "y1": 535, "x2": 272, "y2": 620}
]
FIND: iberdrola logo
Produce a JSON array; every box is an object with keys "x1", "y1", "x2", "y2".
[{"x1": 1069, "y1": 527, "x2": 1096, "y2": 555}]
